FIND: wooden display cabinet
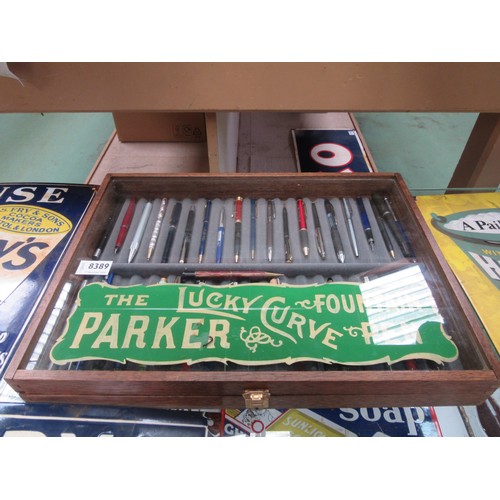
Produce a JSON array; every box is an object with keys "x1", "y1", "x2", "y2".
[{"x1": 5, "y1": 173, "x2": 499, "y2": 409}]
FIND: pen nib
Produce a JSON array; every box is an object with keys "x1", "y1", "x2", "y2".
[{"x1": 338, "y1": 251, "x2": 345, "y2": 263}]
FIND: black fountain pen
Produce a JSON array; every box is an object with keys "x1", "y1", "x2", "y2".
[
  {"x1": 324, "y1": 199, "x2": 345, "y2": 263},
  {"x1": 370, "y1": 199, "x2": 395, "y2": 259},
  {"x1": 356, "y1": 197, "x2": 375, "y2": 250},
  {"x1": 161, "y1": 202, "x2": 182, "y2": 263},
  {"x1": 93, "y1": 204, "x2": 122, "y2": 259},
  {"x1": 179, "y1": 205, "x2": 195, "y2": 263},
  {"x1": 372, "y1": 193, "x2": 413, "y2": 258},
  {"x1": 283, "y1": 206, "x2": 293, "y2": 263},
  {"x1": 234, "y1": 197, "x2": 243, "y2": 263},
  {"x1": 198, "y1": 200, "x2": 211, "y2": 263}
]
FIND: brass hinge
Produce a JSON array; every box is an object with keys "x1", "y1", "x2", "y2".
[{"x1": 242, "y1": 389, "x2": 271, "y2": 409}]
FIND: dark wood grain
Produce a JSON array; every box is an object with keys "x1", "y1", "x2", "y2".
[{"x1": 5, "y1": 173, "x2": 499, "y2": 409}]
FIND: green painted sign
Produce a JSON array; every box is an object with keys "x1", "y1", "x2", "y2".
[
  {"x1": 50, "y1": 276, "x2": 459, "y2": 367},
  {"x1": 432, "y1": 208, "x2": 500, "y2": 291}
]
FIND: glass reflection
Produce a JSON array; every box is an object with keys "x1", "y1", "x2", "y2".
[{"x1": 359, "y1": 265, "x2": 443, "y2": 346}]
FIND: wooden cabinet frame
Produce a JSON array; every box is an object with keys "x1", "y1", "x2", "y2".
[
  {"x1": 5, "y1": 173, "x2": 499, "y2": 409},
  {"x1": 1, "y1": 63, "x2": 499, "y2": 188}
]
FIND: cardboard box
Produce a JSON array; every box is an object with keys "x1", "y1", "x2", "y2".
[{"x1": 113, "y1": 112, "x2": 206, "y2": 142}]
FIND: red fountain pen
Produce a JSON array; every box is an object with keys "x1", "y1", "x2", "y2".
[
  {"x1": 114, "y1": 197, "x2": 136, "y2": 254},
  {"x1": 296, "y1": 198, "x2": 309, "y2": 257}
]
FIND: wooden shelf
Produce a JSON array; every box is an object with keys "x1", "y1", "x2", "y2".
[
  {"x1": 235, "y1": 112, "x2": 375, "y2": 174},
  {"x1": 2, "y1": 63, "x2": 500, "y2": 112},
  {"x1": 86, "y1": 131, "x2": 210, "y2": 185},
  {"x1": 87, "y1": 112, "x2": 374, "y2": 181},
  {"x1": 2, "y1": 62, "x2": 499, "y2": 188}
]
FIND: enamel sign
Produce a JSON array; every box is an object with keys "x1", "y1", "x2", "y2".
[{"x1": 50, "y1": 273, "x2": 458, "y2": 367}]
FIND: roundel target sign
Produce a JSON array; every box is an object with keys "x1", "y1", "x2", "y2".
[
  {"x1": 310, "y1": 142, "x2": 353, "y2": 169},
  {"x1": 293, "y1": 129, "x2": 371, "y2": 173}
]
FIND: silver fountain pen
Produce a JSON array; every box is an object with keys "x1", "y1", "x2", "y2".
[
  {"x1": 312, "y1": 202, "x2": 326, "y2": 259},
  {"x1": 266, "y1": 199, "x2": 275, "y2": 262},
  {"x1": 341, "y1": 197, "x2": 359, "y2": 258}
]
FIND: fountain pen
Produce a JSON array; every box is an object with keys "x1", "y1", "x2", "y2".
[{"x1": 324, "y1": 199, "x2": 345, "y2": 263}]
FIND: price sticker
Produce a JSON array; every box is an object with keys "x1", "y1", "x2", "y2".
[{"x1": 76, "y1": 260, "x2": 113, "y2": 276}]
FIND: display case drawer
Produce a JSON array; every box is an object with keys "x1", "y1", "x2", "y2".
[{"x1": 5, "y1": 173, "x2": 499, "y2": 409}]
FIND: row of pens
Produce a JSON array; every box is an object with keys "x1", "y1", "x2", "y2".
[{"x1": 93, "y1": 192, "x2": 414, "y2": 265}]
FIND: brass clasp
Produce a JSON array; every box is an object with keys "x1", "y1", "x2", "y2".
[{"x1": 243, "y1": 389, "x2": 271, "y2": 409}]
